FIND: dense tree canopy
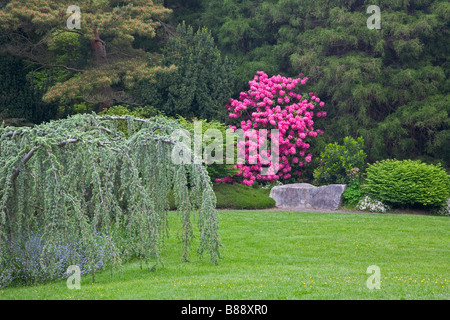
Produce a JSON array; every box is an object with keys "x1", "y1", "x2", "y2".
[
  {"x1": 135, "y1": 23, "x2": 236, "y2": 121},
  {"x1": 0, "y1": 0, "x2": 173, "y2": 110},
  {"x1": 167, "y1": 0, "x2": 449, "y2": 167},
  {"x1": 0, "y1": 0, "x2": 448, "y2": 167},
  {"x1": 0, "y1": 54, "x2": 58, "y2": 125}
]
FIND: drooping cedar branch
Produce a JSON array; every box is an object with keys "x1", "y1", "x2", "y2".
[
  {"x1": 7, "y1": 126, "x2": 175, "y2": 184},
  {"x1": 9, "y1": 139, "x2": 81, "y2": 183},
  {"x1": 10, "y1": 148, "x2": 36, "y2": 183}
]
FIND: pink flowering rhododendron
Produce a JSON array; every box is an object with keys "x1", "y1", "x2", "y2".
[{"x1": 216, "y1": 71, "x2": 326, "y2": 186}]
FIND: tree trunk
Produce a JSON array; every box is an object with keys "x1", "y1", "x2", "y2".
[{"x1": 91, "y1": 27, "x2": 113, "y2": 111}]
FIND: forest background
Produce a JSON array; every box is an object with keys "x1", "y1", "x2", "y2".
[{"x1": 0, "y1": 0, "x2": 448, "y2": 173}]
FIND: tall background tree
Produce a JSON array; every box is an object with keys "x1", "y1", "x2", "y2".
[
  {"x1": 1, "y1": 0, "x2": 448, "y2": 168},
  {"x1": 135, "y1": 23, "x2": 236, "y2": 121},
  {"x1": 0, "y1": 0, "x2": 173, "y2": 112}
]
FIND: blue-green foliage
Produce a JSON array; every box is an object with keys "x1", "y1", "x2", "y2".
[{"x1": 0, "y1": 113, "x2": 221, "y2": 288}]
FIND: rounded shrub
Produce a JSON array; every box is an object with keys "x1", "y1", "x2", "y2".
[{"x1": 364, "y1": 159, "x2": 450, "y2": 207}]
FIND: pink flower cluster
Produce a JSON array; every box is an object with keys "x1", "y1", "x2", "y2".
[
  {"x1": 346, "y1": 167, "x2": 361, "y2": 183},
  {"x1": 216, "y1": 71, "x2": 326, "y2": 186}
]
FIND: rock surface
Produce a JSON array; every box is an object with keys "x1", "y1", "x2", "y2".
[{"x1": 269, "y1": 183, "x2": 347, "y2": 210}]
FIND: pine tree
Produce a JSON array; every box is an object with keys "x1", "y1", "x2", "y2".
[
  {"x1": 0, "y1": 0, "x2": 174, "y2": 110},
  {"x1": 136, "y1": 23, "x2": 236, "y2": 121}
]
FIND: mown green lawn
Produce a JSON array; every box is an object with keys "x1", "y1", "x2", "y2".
[{"x1": 1, "y1": 210, "x2": 449, "y2": 300}]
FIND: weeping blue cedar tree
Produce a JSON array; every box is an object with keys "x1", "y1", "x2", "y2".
[{"x1": 0, "y1": 113, "x2": 221, "y2": 285}]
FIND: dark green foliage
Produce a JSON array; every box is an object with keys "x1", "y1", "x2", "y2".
[
  {"x1": 314, "y1": 137, "x2": 367, "y2": 185},
  {"x1": 2, "y1": 0, "x2": 448, "y2": 168},
  {"x1": 0, "y1": 54, "x2": 58, "y2": 125},
  {"x1": 164, "y1": 0, "x2": 204, "y2": 29},
  {"x1": 342, "y1": 183, "x2": 366, "y2": 206},
  {"x1": 368, "y1": 94, "x2": 450, "y2": 166},
  {"x1": 136, "y1": 23, "x2": 236, "y2": 121},
  {"x1": 99, "y1": 105, "x2": 163, "y2": 118},
  {"x1": 213, "y1": 183, "x2": 276, "y2": 210},
  {"x1": 364, "y1": 159, "x2": 450, "y2": 207},
  {"x1": 0, "y1": 55, "x2": 32, "y2": 122},
  {"x1": 166, "y1": 183, "x2": 276, "y2": 210},
  {"x1": 171, "y1": 0, "x2": 449, "y2": 167},
  {"x1": 99, "y1": 104, "x2": 164, "y2": 137},
  {"x1": 176, "y1": 116, "x2": 239, "y2": 182}
]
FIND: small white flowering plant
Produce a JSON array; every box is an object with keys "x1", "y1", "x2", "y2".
[
  {"x1": 433, "y1": 198, "x2": 450, "y2": 216},
  {"x1": 357, "y1": 195, "x2": 391, "y2": 213}
]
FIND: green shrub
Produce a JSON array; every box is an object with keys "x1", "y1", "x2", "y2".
[
  {"x1": 213, "y1": 183, "x2": 276, "y2": 209},
  {"x1": 364, "y1": 159, "x2": 450, "y2": 207},
  {"x1": 99, "y1": 105, "x2": 162, "y2": 118},
  {"x1": 99, "y1": 105, "x2": 164, "y2": 136},
  {"x1": 342, "y1": 183, "x2": 365, "y2": 206},
  {"x1": 167, "y1": 183, "x2": 276, "y2": 210},
  {"x1": 313, "y1": 136, "x2": 367, "y2": 185}
]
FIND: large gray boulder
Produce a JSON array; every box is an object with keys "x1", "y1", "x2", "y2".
[{"x1": 269, "y1": 183, "x2": 347, "y2": 210}]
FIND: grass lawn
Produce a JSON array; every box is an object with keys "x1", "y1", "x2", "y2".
[{"x1": 1, "y1": 210, "x2": 449, "y2": 300}]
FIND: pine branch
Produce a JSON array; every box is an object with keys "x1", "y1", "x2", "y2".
[{"x1": 35, "y1": 64, "x2": 84, "y2": 73}]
